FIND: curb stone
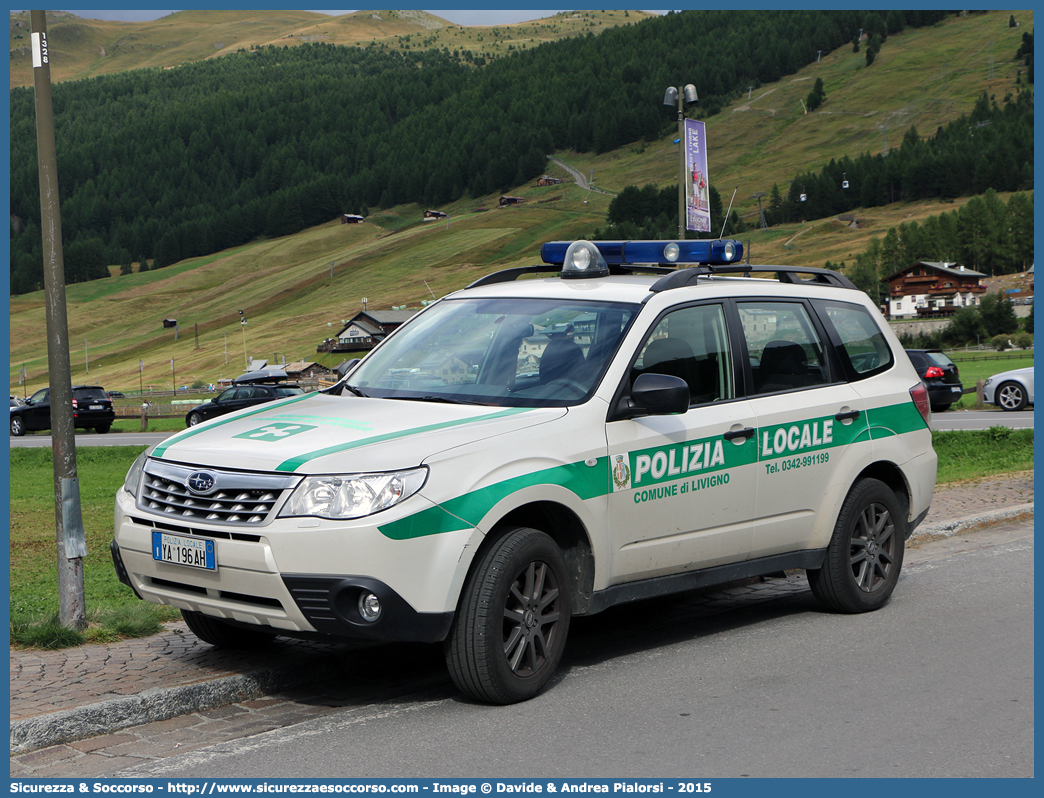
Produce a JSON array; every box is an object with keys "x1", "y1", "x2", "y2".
[
  {"x1": 909, "y1": 503, "x2": 1034, "y2": 543},
  {"x1": 10, "y1": 658, "x2": 343, "y2": 755}
]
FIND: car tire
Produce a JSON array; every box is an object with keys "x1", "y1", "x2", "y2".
[
  {"x1": 930, "y1": 403, "x2": 951, "y2": 413},
  {"x1": 181, "y1": 610, "x2": 276, "y2": 649},
  {"x1": 995, "y1": 381, "x2": 1028, "y2": 411},
  {"x1": 445, "y1": 526, "x2": 571, "y2": 704},
  {"x1": 807, "y1": 478, "x2": 905, "y2": 614},
  {"x1": 95, "y1": 424, "x2": 111, "y2": 434},
  {"x1": 187, "y1": 412, "x2": 203, "y2": 427},
  {"x1": 10, "y1": 415, "x2": 25, "y2": 437}
]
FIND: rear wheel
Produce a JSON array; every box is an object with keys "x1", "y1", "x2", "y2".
[
  {"x1": 445, "y1": 526, "x2": 571, "y2": 704},
  {"x1": 930, "y1": 403, "x2": 951, "y2": 413},
  {"x1": 808, "y1": 478, "x2": 905, "y2": 613},
  {"x1": 996, "y1": 381, "x2": 1028, "y2": 411},
  {"x1": 95, "y1": 424, "x2": 111, "y2": 434},
  {"x1": 181, "y1": 610, "x2": 275, "y2": 649},
  {"x1": 187, "y1": 412, "x2": 203, "y2": 427},
  {"x1": 10, "y1": 415, "x2": 25, "y2": 436}
]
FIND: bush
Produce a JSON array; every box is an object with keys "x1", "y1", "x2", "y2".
[
  {"x1": 1013, "y1": 332, "x2": 1033, "y2": 349},
  {"x1": 991, "y1": 334, "x2": 1010, "y2": 350}
]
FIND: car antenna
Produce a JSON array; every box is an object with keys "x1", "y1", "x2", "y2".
[{"x1": 719, "y1": 187, "x2": 738, "y2": 240}]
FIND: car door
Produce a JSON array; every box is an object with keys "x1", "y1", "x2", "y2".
[
  {"x1": 605, "y1": 301, "x2": 758, "y2": 584},
  {"x1": 734, "y1": 299, "x2": 873, "y2": 557},
  {"x1": 24, "y1": 388, "x2": 50, "y2": 431}
]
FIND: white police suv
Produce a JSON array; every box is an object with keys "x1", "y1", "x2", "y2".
[{"x1": 112, "y1": 239, "x2": 937, "y2": 704}]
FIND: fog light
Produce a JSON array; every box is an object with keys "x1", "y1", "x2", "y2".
[{"x1": 358, "y1": 592, "x2": 381, "y2": 622}]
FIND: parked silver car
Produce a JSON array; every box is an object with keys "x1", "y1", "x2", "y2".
[{"x1": 983, "y1": 366, "x2": 1034, "y2": 411}]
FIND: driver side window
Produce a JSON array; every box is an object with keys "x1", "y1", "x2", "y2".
[{"x1": 633, "y1": 303, "x2": 733, "y2": 405}]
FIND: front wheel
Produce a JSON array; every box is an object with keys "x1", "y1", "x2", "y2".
[
  {"x1": 807, "y1": 478, "x2": 905, "y2": 613},
  {"x1": 181, "y1": 610, "x2": 275, "y2": 649},
  {"x1": 996, "y1": 381, "x2": 1028, "y2": 411},
  {"x1": 445, "y1": 526, "x2": 571, "y2": 704}
]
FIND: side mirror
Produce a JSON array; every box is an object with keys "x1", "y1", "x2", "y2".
[
  {"x1": 336, "y1": 359, "x2": 360, "y2": 378},
  {"x1": 614, "y1": 373, "x2": 690, "y2": 420}
]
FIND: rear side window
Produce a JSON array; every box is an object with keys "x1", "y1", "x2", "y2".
[
  {"x1": 817, "y1": 301, "x2": 894, "y2": 380},
  {"x1": 737, "y1": 301, "x2": 830, "y2": 395},
  {"x1": 926, "y1": 351, "x2": 955, "y2": 368}
]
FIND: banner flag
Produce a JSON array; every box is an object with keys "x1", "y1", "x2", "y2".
[{"x1": 684, "y1": 118, "x2": 711, "y2": 233}]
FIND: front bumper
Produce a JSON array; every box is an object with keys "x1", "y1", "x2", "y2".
[{"x1": 112, "y1": 485, "x2": 471, "y2": 644}]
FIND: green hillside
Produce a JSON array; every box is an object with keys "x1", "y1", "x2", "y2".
[{"x1": 9, "y1": 9, "x2": 1033, "y2": 398}]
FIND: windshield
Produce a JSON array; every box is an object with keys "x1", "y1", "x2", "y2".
[{"x1": 345, "y1": 297, "x2": 640, "y2": 407}]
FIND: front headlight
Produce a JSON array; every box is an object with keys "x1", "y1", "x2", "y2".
[
  {"x1": 279, "y1": 467, "x2": 428, "y2": 520},
  {"x1": 123, "y1": 450, "x2": 149, "y2": 497}
]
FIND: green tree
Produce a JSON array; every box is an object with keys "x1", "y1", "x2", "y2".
[
  {"x1": 806, "y1": 77, "x2": 826, "y2": 112},
  {"x1": 944, "y1": 307, "x2": 986, "y2": 347},
  {"x1": 978, "y1": 293, "x2": 1019, "y2": 337}
]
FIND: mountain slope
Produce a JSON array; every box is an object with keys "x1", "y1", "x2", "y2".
[{"x1": 9, "y1": 9, "x2": 656, "y2": 88}]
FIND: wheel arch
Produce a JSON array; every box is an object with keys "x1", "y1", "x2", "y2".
[
  {"x1": 852, "y1": 461, "x2": 911, "y2": 529},
  {"x1": 476, "y1": 500, "x2": 597, "y2": 616}
]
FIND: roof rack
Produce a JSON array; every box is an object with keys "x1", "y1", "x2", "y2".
[{"x1": 650, "y1": 264, "x2": 857, "y2": 292}]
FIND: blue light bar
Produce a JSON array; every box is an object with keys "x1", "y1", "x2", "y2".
[{"x1": 541, "y1": 239, "x2": 743, "y2": 267}]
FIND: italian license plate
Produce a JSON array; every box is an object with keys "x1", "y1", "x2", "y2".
[
  {"x1": 152, "y1": 531, "x2": 216, "y2": 570},
  {"x1": 89, "y1": 404, "x2": 103, "y2": 410},
  {"x1": 951, "y1": 386, "x2": 962, "y2": 393}
]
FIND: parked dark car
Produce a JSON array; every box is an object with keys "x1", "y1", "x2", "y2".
[
  {"x1": 107, "y1": 390, "x2": 126, "y2": 399},
  {"x1": 10, "y1": 385, "x2": 115, "y2": 436},
  {"x1": 905, "y1": 349, "x2": 963, "y2": 412},
  {"x1": 185, "y1": 369, "x2": 305, "y2": 427}
]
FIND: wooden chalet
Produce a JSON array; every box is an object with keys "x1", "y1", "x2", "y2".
[
  {"x1": 317, "y1": 309, "x2": 417, "y2": 353},
  {"x1": 885, "y1": 261, "x2": 986, "y2": 318}
]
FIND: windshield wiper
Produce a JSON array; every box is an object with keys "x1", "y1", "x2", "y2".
[
  {"x1": 341, "y1": 384, "x2": 369, "y2": 398},
  {"x1": 397, "y1": 395, "x2": 486, "y2": 406}
]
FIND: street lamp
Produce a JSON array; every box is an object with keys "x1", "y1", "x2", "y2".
[{"x1": 664, "y1": 83, "x2": 698, "y2": 238}]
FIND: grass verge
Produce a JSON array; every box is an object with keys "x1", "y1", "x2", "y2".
[
  {"x1": 10, "y1": 446, "x2": 181, "y2": 650},
  {"x1": 10, "y1": 427, "x2": 1034, "y2": 648},
  {"x1": 932, "y1": 426, "x2": 1034, "y2": 484}
]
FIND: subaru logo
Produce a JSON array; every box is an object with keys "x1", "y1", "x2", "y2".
[{"x1": 186, "y1": 471, "x2": 217, "y2": 495}]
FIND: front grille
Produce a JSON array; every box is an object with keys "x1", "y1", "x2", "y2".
[{"x1": 139, "y1": 461, "x2": 300, "y2": 527}]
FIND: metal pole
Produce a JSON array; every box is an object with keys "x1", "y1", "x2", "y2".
[
  {"x1": 677, "y1": 88, "x2": 686, "y2": 239},
  {"x1": 31, "y1": 10, "x2": 86, "y2": 630}
]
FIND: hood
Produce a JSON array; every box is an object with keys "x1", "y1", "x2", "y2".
[{"x1": 150, "y1": 392, "x2": 565, "y2": 474}]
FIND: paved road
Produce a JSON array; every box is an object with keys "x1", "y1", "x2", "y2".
[
  {"x1": 931, "y1": 408, "x2": 1034, "y2": 431},
  {"x1": 9, "y1": 430, "x2": 175, "y2": 448},
  {"x1": 8, "y1": 408, "x2": 1032, "y2": 449},
  {"x1": 18, "y1": 519, "x2": 1031, "y2": 779}
]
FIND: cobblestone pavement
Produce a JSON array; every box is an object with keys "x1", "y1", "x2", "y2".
[{"x1": 10, "y1": 474, "x2": 1033, "y2": 776}]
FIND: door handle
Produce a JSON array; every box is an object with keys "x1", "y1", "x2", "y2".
[
  {"x1": 835, "y1": 409, "x2": 860, "y2": 421},
  {"x1": 723, "y1": 427, "x2": 756, "y2": 441}
]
